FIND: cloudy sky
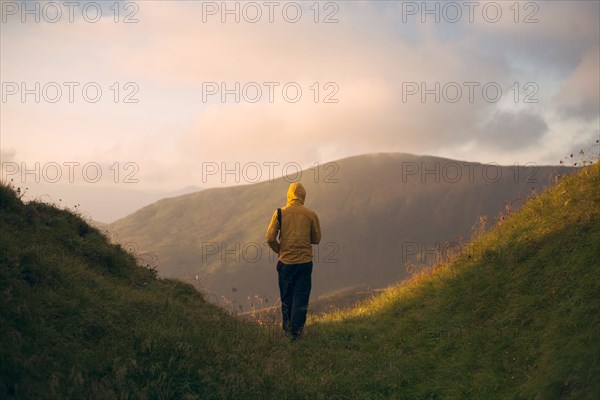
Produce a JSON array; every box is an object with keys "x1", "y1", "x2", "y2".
[{"x1": 1, "y1": 0, "x2": 599, "y2": 198}]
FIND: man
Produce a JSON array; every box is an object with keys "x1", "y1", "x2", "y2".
[{"x1": 266, "y1": 182, "x2": 321, "y2": 341}]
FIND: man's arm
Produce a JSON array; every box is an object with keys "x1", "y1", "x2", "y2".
[
  {"x1": 265, "y1": 210, "x2": 281, "y2": 254},
  {"x1": 310, "y1": 213, "x2": 321, "y2": 244}
]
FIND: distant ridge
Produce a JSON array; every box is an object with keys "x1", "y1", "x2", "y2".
[{"x1": 111, "y1": 153, "x2": 572, "y2": 310}]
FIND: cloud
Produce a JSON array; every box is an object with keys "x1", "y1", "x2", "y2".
[
  {"x1": 474, "y1": 110, "x2": 548, "y2": 151},
  {"x1": 554, "y1": 47, "x2": 600, "y2": 120},
  {"x1": 1, "y1": 1, "x2": 598, "y2": 190}
]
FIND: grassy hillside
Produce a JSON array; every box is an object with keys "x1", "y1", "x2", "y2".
[
  {"x1": 301, "y1": 161, "x2": 599, "y2": 399},
  {"x1": 1, "y1": 162, "x2": 598, "y2": 399},
  {"x1": 0, "y1": 183, "x2": 284, "y2": 398},
  {"x1": 110, "y1": 153, "x2": 570, "y2": 311}
]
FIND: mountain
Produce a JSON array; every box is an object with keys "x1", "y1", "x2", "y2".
[
  {"x1": 110, "y1": 153, "x2": 572, "y2": 311},
  {"x1": 1, "y1": 161, "x2": 597, "y2": 399}
]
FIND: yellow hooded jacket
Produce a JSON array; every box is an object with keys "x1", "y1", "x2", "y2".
[{"x1": 266, "y1": 182, "x2": 321, "y2": 264}]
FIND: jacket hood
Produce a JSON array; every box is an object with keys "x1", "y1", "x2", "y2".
[{"x1": 287, "y1": 182, "x2": 306, "y2": 205}]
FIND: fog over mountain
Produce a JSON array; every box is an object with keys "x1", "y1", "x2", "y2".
[{"x1": 16, "y1": 183, "x2": 203, "y2": 224}]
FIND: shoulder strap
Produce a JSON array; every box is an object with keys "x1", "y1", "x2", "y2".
[{"x1": 277, "y1": 208, "x2": 282, "y2": 240}]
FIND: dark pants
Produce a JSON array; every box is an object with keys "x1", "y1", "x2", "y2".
[{"x1": 277, "y1": 260, "x2": 313, "y2": 339}]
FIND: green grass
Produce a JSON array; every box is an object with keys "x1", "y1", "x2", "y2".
[{"x1": 1, "y1": 163, "x2": 599, "y2": 399}]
